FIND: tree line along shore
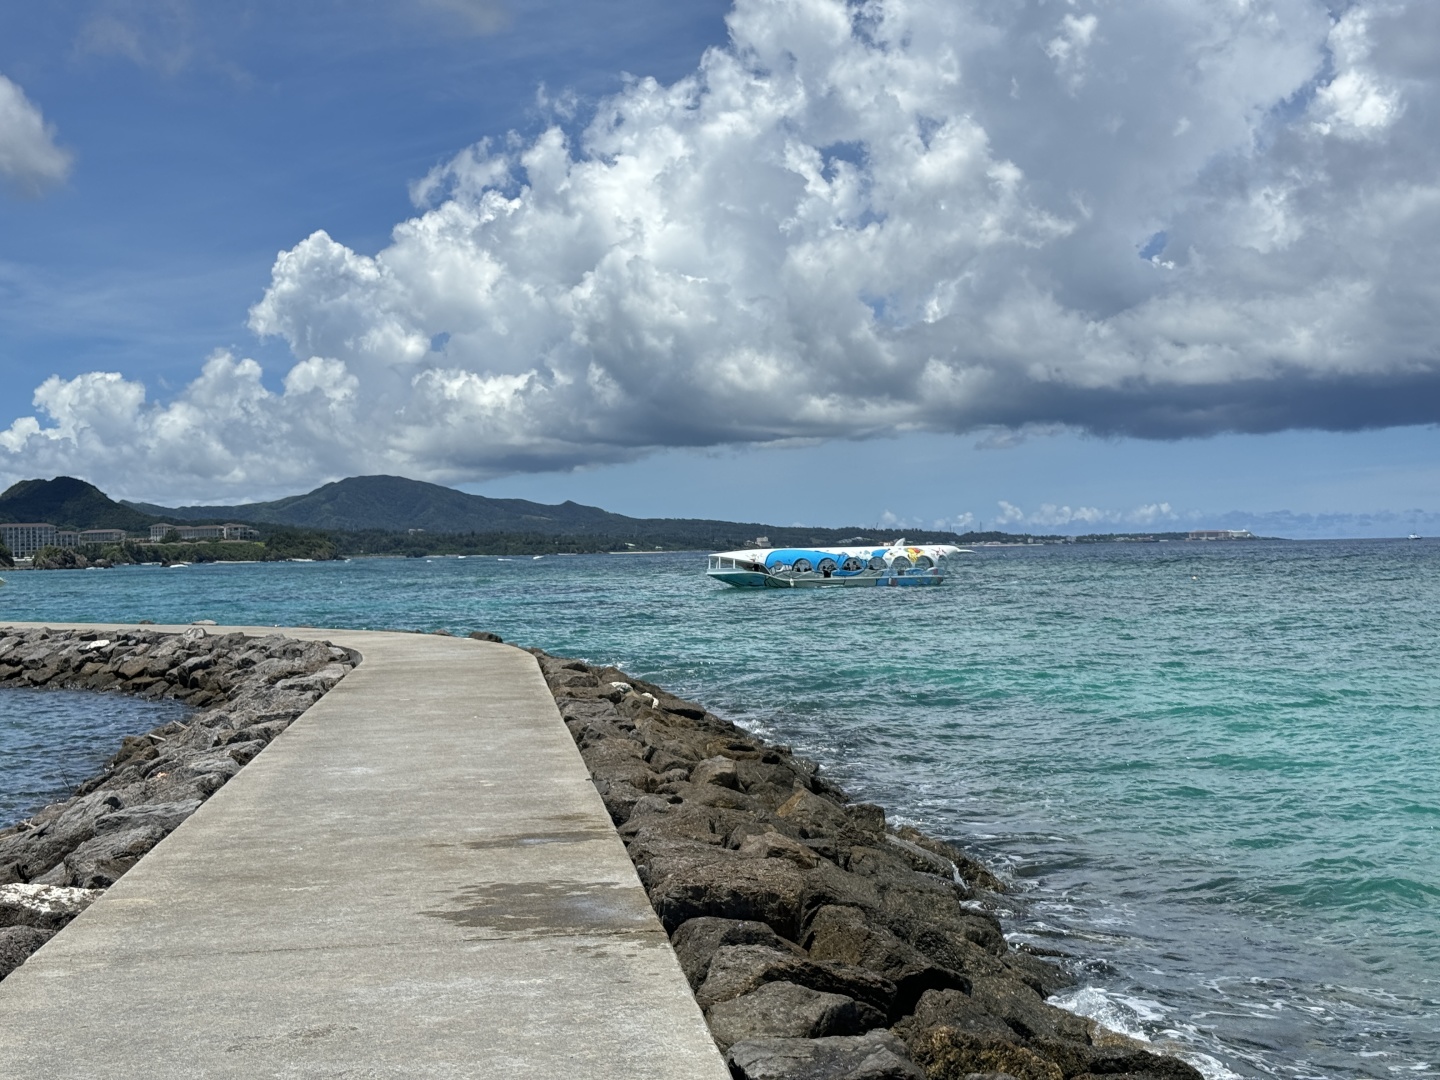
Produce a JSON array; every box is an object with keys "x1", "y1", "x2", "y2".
[
  {"x1": 1, "y1": 624, "x2": 1203, "y2": 1080},
  {"x1": 1, "y1": 526, "x2": 1266, "y2": 571}
]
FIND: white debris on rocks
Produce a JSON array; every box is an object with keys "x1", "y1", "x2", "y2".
[{"x1": 0, "y1": 883, "x2": 102, "y2": 930}]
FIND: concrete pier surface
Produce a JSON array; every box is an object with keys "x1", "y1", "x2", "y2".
[{"x1": 0, "y1": 623, "x2": 730, "y2": 1079}]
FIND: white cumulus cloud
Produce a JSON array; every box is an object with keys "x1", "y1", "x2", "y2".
[
  {"x1": 4, "y1": 0, "x2": 1440, "y2": 499},
  {"x1": 1311, "y1": 7, "x2": 1404, "y2": 137},
  {"x1": 0, "y1": 74, "x2": 72, "y2": 196}
]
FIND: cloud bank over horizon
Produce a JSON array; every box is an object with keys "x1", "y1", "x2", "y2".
[
  {"x1": 883, "y1": 500, "x2": 1440, "y2": 541},
  {"x1": 3, "y1": 0, "x2": 1439, "y2": 502}
]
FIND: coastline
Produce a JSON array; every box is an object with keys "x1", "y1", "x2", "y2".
[{"x1": 532, "y1": 647, "x2": 1205, "y2": 1080}]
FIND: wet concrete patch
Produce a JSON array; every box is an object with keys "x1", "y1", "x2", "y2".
[
  {"x1": 224, "y1": 1023, "x2": 362, "y2": 1056},
  {"x1": 423, "y1": 880, "x2": 660, "y2": 938},
  {"x1": 463, "y1": 829, "x2": 612, "y2": 850}
]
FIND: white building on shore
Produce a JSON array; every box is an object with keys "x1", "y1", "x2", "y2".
[
  {"x1": 1187, "y1": 529, "x2": 1255, "y2": 541},
  {"x1": 2, "y1": 520, "x2": 260, "y2": 557},
  {"x1": 0, "y1": 523, "x2": 58, "y2": 558},
  {"x1": 1, "y1": 523, "x2": 139, "y2": 557},
  {"x1": 148, "y1": 522, "x2": 261, "y2": 542}
]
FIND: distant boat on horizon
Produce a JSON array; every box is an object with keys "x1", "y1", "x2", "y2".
[{"x1": 1408, "y1": 533, "x2": 1422, "y2": 540}]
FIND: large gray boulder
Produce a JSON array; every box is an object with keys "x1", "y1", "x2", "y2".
[
  {"x1": 621, "y1": 802, "x2": 772, "y2": 851},
  {"x1": 906, "y1": 1028, "x2": 1064, "y2": 1080},
  {"x1": 893, "y1": 988, "x2": 1017, "y2": 1044},
  {"x1": 94, "y1": 800, "x2": 201, "y2": 835},
  {"x1": 670, "y1": 916, "x2": 805, "y2": 989},
  {"x1": 965, "y1": 976, "x2": 1092, "y2": 1043},
  {"x1": 706, "y1": 981, "x2": 885, "y2": 1051},
  {"x1": 631, "y1": 838, "x2": 810, "y2": 938},
  {"x1": 726, "y1": 1030, "x2": 925, "y2": 1080},
  {"x1": 690, "y1": 755, "x2": 741, "y2": 790},
  {"x1": 805, "y1": 903, "x2": 970, "y2": 1014},
  {"x1": 0, "y1": 789, "x2": 118, "y2": 884},
  {"x1": 39, "y1": 823, "x2": 169, "y2": 888},
  {"x1": 695, "y1": 943, "x2": 897, "y2": 1014}
]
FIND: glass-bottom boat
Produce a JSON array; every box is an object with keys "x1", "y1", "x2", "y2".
[{"x1": 705, "y1": 540, "x2": 968, "y2": 588}]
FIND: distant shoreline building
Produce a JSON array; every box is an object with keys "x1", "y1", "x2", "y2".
[
  {"x1": 2, "y1": 523, "x2": 136, "y2": 557},
  {"x1": 0, "y1": 523, "x2": 58, "y2": 558},
  {"x1": 0, "y1": 521, "x2": 260, "y2": 558},
  {"x1": 1187, "y1": 529, "x2": 1255, "y2": 541},
  {"x1": 148, "y1": 523, "x2": 260, "y2": 542}
]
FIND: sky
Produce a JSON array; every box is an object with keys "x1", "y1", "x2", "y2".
[{"x1": 1, "y1": 0, "x2": 1437, "y2": 538}]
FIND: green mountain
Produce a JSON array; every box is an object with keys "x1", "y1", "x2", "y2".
[
  {"x1": 125, "y1": 474, "x2": 960, "y2": 548},
  {"x1": 0, "y1": 477, "x2": 159, "y2": 532},
  {"x1": 0, "y1": 472, "x2": 964, "y2": 550},
  {"x1": 128, "y1": 475, "x2": 647, "y2": 534}
]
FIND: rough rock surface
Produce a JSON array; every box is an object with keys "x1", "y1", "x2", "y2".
[
  {"x1": 727, "y1": 1030, "x2": 926, "y2": 1080},
  {"x1": 538, "y1": 650, "x2": 1203, "y2": 1080},
  {"x1": 706, "y1": 980, "x2": 887, "y2": 1050},
  {"x1": 0, "y1": 926, "x2": 53, "y2": 980},
  {"x1": 0, "y1": 625, "x2": 355, "y2": 981}
]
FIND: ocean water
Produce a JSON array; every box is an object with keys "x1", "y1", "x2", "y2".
[
  {"x1": 0, "y1": 689, "x2": 191, "y2": 825},
  {"x1": 1, "y1": 541, "x2": 1436, "y2": 1078}
]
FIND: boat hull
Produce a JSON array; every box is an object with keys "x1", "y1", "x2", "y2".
[{"x1": 706, "y1": 569, "x2": 947, "y2": 588}]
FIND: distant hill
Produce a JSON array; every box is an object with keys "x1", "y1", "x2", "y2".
[
  {"x1": 124, "y1": 474, "x2": 963, "y2": 548},
  {"x1": 127, "y1": 475, "x2": 652, "y2": 535},
  {"x1": 0, "y1": 477, "x2": 159, "y2": 531},
  {"x1": 0, "y1": 473, "x2": 962, "y2": 549}
]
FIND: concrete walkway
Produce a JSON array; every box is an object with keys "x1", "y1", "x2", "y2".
[{"x1": 0, "y1": 623, "x2": 730, "y2": 1079}]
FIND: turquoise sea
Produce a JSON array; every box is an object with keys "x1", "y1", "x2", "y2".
[{"x1": 1, "y1": 540, "x2": 1436, "y2": 1078}]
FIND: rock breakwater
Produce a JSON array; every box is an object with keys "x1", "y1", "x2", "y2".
[
  {"x1": 0, "y1": 625, "x2": 354, "y2": 980},
  {"x1": 536, "y1": 649, "x2": 1204, "y2": 1080}
]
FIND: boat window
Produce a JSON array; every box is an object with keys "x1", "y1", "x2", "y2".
[
  {"x1": 913, "y1": 555, "x2": 933, "y2": 569},
  {"x1": 890, "y1": 556, "x2": 912, "y2": 573},
  {"x1": 708, "y1": 556, "x2": 718, "y2": 569},
  {"x1": 868, "y1": 555, "x2": 886, "y2": 571},
  {"x1": 817, "y1": 558, "x2": 837, "y2": 574},
  {"x1": 842, "y1": 557, "x2": 863, "y2": 572},
  {"x1": 721, "y1": 557, "x2": 735, "y2": 568},
  {"x1": 792, "y1": 558, "x2": 813, "y2": 573}
]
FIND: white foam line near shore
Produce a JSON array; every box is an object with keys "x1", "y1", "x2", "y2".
[{"x1": 0, "y1": 622, "x2": 729, "y2": 1079}]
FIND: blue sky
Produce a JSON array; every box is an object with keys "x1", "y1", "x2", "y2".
[
  {"x1": 1, "y1": 0, "x2": 1437, "y2": 537},
  {"x1": 0, "y1": 1, "x2": 731, "y2": 387}
]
